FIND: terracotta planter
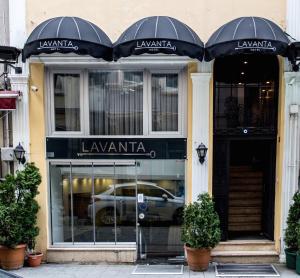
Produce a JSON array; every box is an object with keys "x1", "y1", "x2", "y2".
[
  {"x1": 27, "y1": 252, "x2": 43, "y2": 267},
  {"x1": 0, "y1": 244, "x2": 26, "y2": 270},
  {"x1": 185, "y1": 245, "x2": 211, "y2": 271}
]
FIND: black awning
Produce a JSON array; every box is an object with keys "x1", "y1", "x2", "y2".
[
  {"x1": 205, "y1": 17, "x2": 290, "y2": 61},
  {"x1": 22, "y1": 17, "x2": 113, "y2": 61},
  {"x1": 0, "y1": 46, "x2": 21, "y2": 63},
  {"x1": 113, "y1": 16, "x2": 204, "y2": 61}
]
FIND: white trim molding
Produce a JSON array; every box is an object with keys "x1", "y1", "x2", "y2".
[
  {"x1": 191, "y1": 72, "x2": 212, "y2": 201},
  {"x1": 9, "y1": 74, "x2": 30, "y2": 165},
  {"x1": 280, "y1": 71, "x2": 300, "y2": 262}
]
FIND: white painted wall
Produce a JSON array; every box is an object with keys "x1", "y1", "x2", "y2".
[{"x1": 280, "y1": 0, "x2": 300, "y2": 262}]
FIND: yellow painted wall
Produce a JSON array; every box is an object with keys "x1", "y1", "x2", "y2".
[
  {"x1": 29, "y1": 63, "x2": 48, "y2": 256},
  {"x1": 26, "y1": 0, "x2": 286, "y2": 41}
]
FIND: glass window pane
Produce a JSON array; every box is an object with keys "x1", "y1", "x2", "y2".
[
  {"x1": 50, "y1": 164, "x2": 72, "y2": 243},
  {"x1": 54, "y1": 73, "x2": 80, "y2": 131},
  {"x1": 93, "y1": 165, "x2": 116, "y2": 242},
  {"x1": 71, "y1": 165, "x2": 93, "y2": 243},
  {"x1": 115, "y1": 165, "x2": 137, "y2": 243},
  {"x1": 89, "y1": 71, "x2": 143, "y2": 135},
  {"x1": 152, "y1": 73, "x2": 178, "y2": 132}
]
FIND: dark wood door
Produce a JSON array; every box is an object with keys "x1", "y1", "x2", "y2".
[{"x1": 213, "y1": 137, "x2": 230, "y2": 241}]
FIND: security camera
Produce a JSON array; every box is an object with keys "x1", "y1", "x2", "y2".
[{"x1": 31, "y1": 85, "x2": 38, "y2": 92}]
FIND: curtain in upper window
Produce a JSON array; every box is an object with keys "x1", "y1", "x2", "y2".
[
  {"x1": 89, "y1": 71, "x2": 143, "y2": 135},
  {"x1": 151, "y1": 73, "x2": 178, "y2": 132},
  {"x1": 54, "y1": 73, "x2": 81, "y2": 132}
]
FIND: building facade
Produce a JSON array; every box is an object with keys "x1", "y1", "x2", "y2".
[{"x1": 4, "y1": 0, "x2": 300, "y2": 263}]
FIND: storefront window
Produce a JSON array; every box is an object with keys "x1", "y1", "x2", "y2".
[
  {"x1": 49, "y1": 160, "x2": 185, "y2": 246},
  {"x1": 54, "y1": 73, "x2": 81, "y2": 131},
  {"x1": 89, "y1": 71, "x2": 143, "y2": 135},
  {"x1": 151, "y1": 73, "x2": 178, "y2": 132}
]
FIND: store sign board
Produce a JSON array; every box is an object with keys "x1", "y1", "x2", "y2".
[
  {"x1": 235, "y1": 40, "x2": 276, "y2": 52},
  {"x1": 46, "y1": 137, "x2": 186, "y2": 159},
  {"x1": 135, "y1": 40, "x2": 177, "y2": 52},
  {"x1": 38, "y1": 40, "x2": 79, "y2": 51}
]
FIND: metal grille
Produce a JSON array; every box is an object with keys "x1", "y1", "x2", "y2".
[
  {"x1": 216, "y1": 264, "x2": 280, "y2": 277},
  {"x1": 132, "y1": 264, "x2": 183, "y2": 275}
]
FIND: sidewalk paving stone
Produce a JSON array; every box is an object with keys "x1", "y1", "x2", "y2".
[{"x1": 8, "y1": 263, "x2": 299, "y2": 278}]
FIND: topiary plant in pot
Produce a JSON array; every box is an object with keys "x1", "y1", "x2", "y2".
[
  {"x1": 0, "y1": 163, "x2": 41, "y2": 270},
  {"x1": 181, "y1": 193, "x2": 221, "y2": 271},
  {"x1": 284, "y1": 191, "x2": 300, "y2": 270}
]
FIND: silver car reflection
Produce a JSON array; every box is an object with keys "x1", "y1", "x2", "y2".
[{"x1": 88, "y1": 181, "x2": 184, "y2": 225}]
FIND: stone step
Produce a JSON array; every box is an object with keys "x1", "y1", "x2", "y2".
[
  {"x1": 229, "y1": 192, "x2": 262, "y2": 199},
  {"x1": 229, "y1": 207, "x2": 262, "y2": 215},
  {"x1": 230, "y1": 178, "x2": 263, "y2": 185},
  {"x1": 229, "y1": 199, "x2": 262, "y2": 206},
  {"x1": 213, "y1": 240, "x2": 276, "y2": 252},
  {"x1": 211, "y1": 250, "x2": 279, "y2": 263},
  {"x1": 230, "y1": 172, "x2": 263, "y2": 178},
  {"x1": 228, "y1": 215, "x2": 262, "y2": 223},
  {"x1": 230, "y1": 185, "x2": 263, "y2": 192},
  {"x1": 228, "y1": 223, "x2": 261, "y2": 231}
]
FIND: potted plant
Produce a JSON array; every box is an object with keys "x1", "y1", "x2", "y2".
[
  {"x1": 0, "y1": 163, "x2": 41, "y2": 270},
  {"x1": 27, "y1": 240, "x2": 43, "y2": 267},
  {"x1": 295, "y1": 220, "x2": 300, "y2": 274},
  {"x1": 284, "y1": 191, "x2": 300, "y2": 269},
  {"x1": 181, "y1": 193, "x2": 221, "y2": 271}
]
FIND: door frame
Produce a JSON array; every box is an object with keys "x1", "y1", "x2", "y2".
[{"x1": 212, "y1": 135, "x2": 277, "y2": 240}]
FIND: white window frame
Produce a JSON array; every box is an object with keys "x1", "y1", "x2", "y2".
[
  {"x1": 148, "y1": 69, "x2": 186, "y2": 137},
  {"x1": 48, "y1": 69, "x2": 84, "y2": 136},
  {"x1": 46, "y1": 65, "x2": 187, "y2": 138}
]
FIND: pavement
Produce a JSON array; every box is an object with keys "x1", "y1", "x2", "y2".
[{"x1": 9, "y1": 263, "x2": 299, "y2": 278}]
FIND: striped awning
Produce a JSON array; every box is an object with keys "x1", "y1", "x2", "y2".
[
  {"x1": 205, "y1": 17, "x2": 290, "y2": 61},
  {"x1": 22, "y1": 17, "x2": 113, "y2": 61},
  {"x1": 114, "y1": 16, "x2": 204, "y2": 61}
]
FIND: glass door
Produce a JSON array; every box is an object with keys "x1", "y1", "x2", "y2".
[
  {"x1": 136, "y1": 160, "x2": 185, "y2": 262},
  {"x1": 92, "y1": 162, "x2": 137, "y2": 244}
]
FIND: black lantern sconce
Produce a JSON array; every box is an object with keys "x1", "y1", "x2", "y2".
[
  {"x1": 196, "y1": 143, "x2": 208, "y2": 164},
  {"x1": 14, "y1": 143, "x2": 26, "y2": 164}
]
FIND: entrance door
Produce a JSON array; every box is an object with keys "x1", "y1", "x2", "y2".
[
  {"x1": 92, "y1": 162, "x2": 137, "y2": 243},
  {"x1": 213, "y1": 54, "x2": 279, "y2": 241},
  {"x1": 213, "y1": 138, "x2": 276, "y2": 240},
  {"x1": 136, "y1": 160, "x2": 185, "y2": 262}
]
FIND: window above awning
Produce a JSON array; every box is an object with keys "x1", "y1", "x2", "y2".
[
  {"x1": 113, "y1": 16, "x2": 204, "y2": 61},
  {"x1": 205, "y1": 17, "x2": 290, "y2": 61},
  {"x1": 22, "y1": 17, "x2": 113, "y2": 61}
]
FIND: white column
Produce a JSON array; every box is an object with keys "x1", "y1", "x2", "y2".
[
  {"x1": 280, "y1": 72, "x2": 300, "y2": 262},
  {"x1": 191, "y1": 72, "x2": 211, "y2": 201}
]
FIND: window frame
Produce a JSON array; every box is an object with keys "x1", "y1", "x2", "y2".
[
  {"x1": 48, "y1": 69, "x2": 85, "y2": 136},
  {"x1": 148, "y1": 69, "x2": 185, "y2": 136},
  {"x1": 47, "y1": 66, "x2": 187, "y2": 138}
]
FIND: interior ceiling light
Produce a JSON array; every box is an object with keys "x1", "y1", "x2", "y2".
[
  {"x1": 244, "y1": 61, "x2": 248, "y2": 64},
  {"x1": 241, "y1": 72, "x2": 245, "y2": 75},
  {"x1": 266, "y1": 81, "x2": 270, "y2": 84}
]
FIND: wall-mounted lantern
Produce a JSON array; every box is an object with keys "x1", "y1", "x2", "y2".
[
  {"x1": 196, "y1": 143, "x2": 208, "y2": 164},
  {"x1": 14, "y1": 143, "x2": 26, "y2": 164}
]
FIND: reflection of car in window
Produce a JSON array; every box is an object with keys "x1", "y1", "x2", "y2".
[{"x1": 88, "y1": 181, "x2": 184, "y2": 226}]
